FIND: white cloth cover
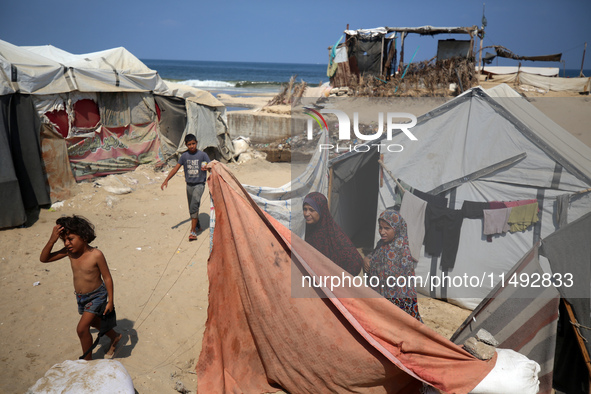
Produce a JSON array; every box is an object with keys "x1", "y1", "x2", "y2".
[
  {"x1": 470, "y1": 349, "x2": 540, "y2": 394},
  {"x1": 27, "y1": 359, "x2": 134, "y2": 394}
]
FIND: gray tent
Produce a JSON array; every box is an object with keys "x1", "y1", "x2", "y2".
[{"x1": 328, "y1": 84, "x2": 591, "y2": 310}]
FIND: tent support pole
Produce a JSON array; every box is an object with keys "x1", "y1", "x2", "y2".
[
  {"x1": 327, "y1": 167, "x2": 334, "y2": 210},
  {"x1": 399, "y1": 32, "x2": 406, "y2": 72},
  {"x1": 563, "y1": 298, "x2": 591, "y2": 392},
  {"x1": 580, "y1": 42, "x2": 587, "y2": 78}
]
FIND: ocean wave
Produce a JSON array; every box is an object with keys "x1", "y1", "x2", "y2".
[
  {"x1": 235, "y1": 80, "x2": 282, "y2": 88},
  {"x1": 165, "y1": 78, "x2": 286, "y2": 89},
  {"x1": 176, "y1": 79, "x2": 236, "y2": 88}
]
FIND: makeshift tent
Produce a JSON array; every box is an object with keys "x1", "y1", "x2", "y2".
[
  {"x1": 242, "y1": 128, "x2": 329, "y2": 237},
  {"x1": 155, "y1": 82, "x2": 234, "y2": 162},
  {"x1": 452, "y1": 211, "x2": 591, "y2": 394},
  {"x1": 330, "y1": 25, "x2": 483, "y2": 87},
  {"x1": 0, "y1": 39, "x2": 232, "y2": 228},
  {"x1": 198, "y1": 161, "x2": 498, "y2": 393},
  {"x1": 476, "y1": 66, "x2": 591, "y2": 93},
  {"x1": 328, "y1": 84, "x2": 591, "y2": 310}
]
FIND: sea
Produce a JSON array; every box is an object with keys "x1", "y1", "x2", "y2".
[
  {"x1": 142, "y1": 58, "x2": 589, "y2": 98},
  {"x1": 142, "y1": 59, "x2": 328, "y2": 96}
]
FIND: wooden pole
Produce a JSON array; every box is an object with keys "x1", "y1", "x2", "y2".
[
  {"x1": 563, "y1": 299, "x2": 591, "y2": 392},
  {"x1": 380, "y1": 35, "x2": 385, "y2": 77},
  {"x1": 399, "y1": 32, "x2": 406, "y2": 74},
  {"x1": 580, "y1": 42, "x2": 587, "y2": 78},
  {"x1": 327, "y1": 167, "x2": 334, "y2": 211},
  {"x1": 478, "y1": 32, "x2": 484, "y2": 76},
  {"x1": 377, "y1": 159, "x2": 405, "y2": 193}
]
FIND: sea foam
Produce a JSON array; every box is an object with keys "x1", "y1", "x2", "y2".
[{"x1": 180, "y1": 79, "x2": 236, "y2": 88}]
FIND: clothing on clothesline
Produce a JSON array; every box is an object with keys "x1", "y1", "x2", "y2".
[
  {"x1": 392, "y1": 179, "x2": 413, "y2": 208},
  {"x1": 400, "y1": 191, "x2": 427, "y2": 262},
  {"x1": 508, "y1": 202, "x2": 539, "y2": 233},
  {"x1": 488, "y1": 201, "x2": 507, "y2": 209},
  {"x1": 483, "y1": 208, "x2": 512, "y2": 235},
  {"x1": 423, "y1": 204, "x2": 464, "y2": 271},
  {"x1": 504, "y1": 199, "x2": 538, "y2": 208},
  {"x1": 412, "y1": 189, "x2": 448, "y2": 208},
  {"x1": 555, "y1": 194, "x2": 569, "y2": 229},
  {"x1": 461, "y1": 201, "x2": 489, "y2": 219}
]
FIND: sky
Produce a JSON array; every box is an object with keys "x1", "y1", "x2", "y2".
[{"x1": 1, "y1": 0, "x2": 590, "y2": 70}]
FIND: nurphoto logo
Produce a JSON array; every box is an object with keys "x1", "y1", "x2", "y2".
[{"x1": 303, "y1": 107, "x2": 418, "y2": 153}]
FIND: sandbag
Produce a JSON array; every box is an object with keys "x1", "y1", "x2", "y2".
[
  {"x1": 470, "y1": 349, "x2": 540, "y2": 394},
  {"x1": 27, "y1": 359, "x2": 134, "y2": 394},
  {"x1": 232, "y1": 136, "x2": 250, "y2": 157}
]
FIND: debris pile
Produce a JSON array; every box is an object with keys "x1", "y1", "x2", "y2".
[{"x1": 347, "y1": 58, "x2": 476, "y2": 97}]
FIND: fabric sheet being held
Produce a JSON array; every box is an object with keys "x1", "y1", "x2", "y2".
[{"x1": 196, "y1": 161, "x2": 496, "y2": 394}]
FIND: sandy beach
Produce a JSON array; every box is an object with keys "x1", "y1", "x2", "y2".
[
  {"x1": 0, "y1": 86, "x2": 589, "y2": 393},
  {"x1": 0, "y1": 157, "x2": 471, "y2": 393}
]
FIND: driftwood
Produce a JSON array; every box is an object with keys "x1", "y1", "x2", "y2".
[{"x1": 266, "y1": 75, "x2": 308, "y2": 107}]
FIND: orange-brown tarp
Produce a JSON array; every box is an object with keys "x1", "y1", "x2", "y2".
[{"x1": 197, "y1": 162, "x2": 496, "y2": 393}]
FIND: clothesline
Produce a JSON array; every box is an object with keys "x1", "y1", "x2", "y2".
[
  {"x1": 378, "y1": 160, "x2": 406, "y2": 193},
  {"x1": 377, "y1": 159, "x2": 591, "y2": 203},
  {"x1": 571, "y1": 187, "x2": 591, "y2": 198}
]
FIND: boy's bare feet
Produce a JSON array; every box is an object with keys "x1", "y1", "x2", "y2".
[{"x1": 105, "y1": 333, "x2": 122, "y2": 359}]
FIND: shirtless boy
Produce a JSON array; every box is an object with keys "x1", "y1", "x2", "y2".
[{"x1": 40, "y1": 215, "x2": 121, "y2": 360}]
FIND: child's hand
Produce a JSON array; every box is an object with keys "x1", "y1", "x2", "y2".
[
  {"x1": 49, "y1": 225, "x2": 63, "y2": 243},
  {"x1": 161, "y1": 180, "x2": 168, "y2": 190},
  {"x1": 104, "y1": 301, "x2": 114, "y2": 315},
  {"x1": 363, "y1": 255, "x2": 371, "y2": 273}
]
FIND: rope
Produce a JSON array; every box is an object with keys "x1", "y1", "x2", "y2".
[
  {"x1": 377, "y1": 159, "x2": 405, "y2": 193},
  {"x1": 135, "y1": 228, "x2": 208, "y2": 331}
]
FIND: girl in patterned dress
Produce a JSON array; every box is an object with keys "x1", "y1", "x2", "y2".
[{"x1": 364, "y1": 209, "x2": 422, "y2": 321}]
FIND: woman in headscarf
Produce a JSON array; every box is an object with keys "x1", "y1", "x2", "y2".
[
  {"x1": 364, "y1": 209, "x2": 422, "y2": 321},
  {"x1": 303, "y1": 192, "x2": 363, "y2": 276}
]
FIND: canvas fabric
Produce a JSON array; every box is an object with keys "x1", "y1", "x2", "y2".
[
  {"x1": 40, "y1": 123, "x2": 75, "y2": 202},
  {"x1": 197, "y1": 161, "x2": 496, "y2": 394},
  {"x1": 451, "y1": 245, "x2": 560, "y2": 394},
  {"x1": 328, "y1": 86, "x2": 591, "y2": 309},
  {"x1": 0, "y1": 95, "x2": 27, "y2": 228}
]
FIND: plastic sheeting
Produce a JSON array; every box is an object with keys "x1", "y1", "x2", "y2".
[
  {"x1": 477, "y1": 69, "x2": 590, "y2": 92},
  {"x1": 0, "y1": 95, "x2": 27, "y2": 228},
  {"x1": 197, "y1": 161, "x2": 496, "y2": 393},
  {"x1": 40, "y1": 123, "x2": 76, "y2": 202},
  {"x1": 99, "y1": 92, "x2": 157, "y2": 128},
  {"x1": 1, "y1": 39, "x2": 169, "y2": 95},
  {"x1": 243, "y1": 129, "x2": 330, "y2": 237},
  {"x1": 27, "y1": 359, "x2": 134, "y2": 393},
  {"x1": 67, "y1": 123, "x2": 163, "y2": 181}
]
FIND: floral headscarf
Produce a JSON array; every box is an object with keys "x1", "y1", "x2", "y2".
[{"x1": 369, "y1": 210, "x2": 422, "y2": 321}]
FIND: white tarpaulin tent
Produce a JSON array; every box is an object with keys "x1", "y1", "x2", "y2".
[
  {"x1": 476, "y1": 66, "x2": 591, "y2": 93},
  {"x1": 328, "y1": 84, "x2": 591, "y2": 310},
  {"x1": 0, "y1": 39, "x2": 232, "y2": 229}
]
